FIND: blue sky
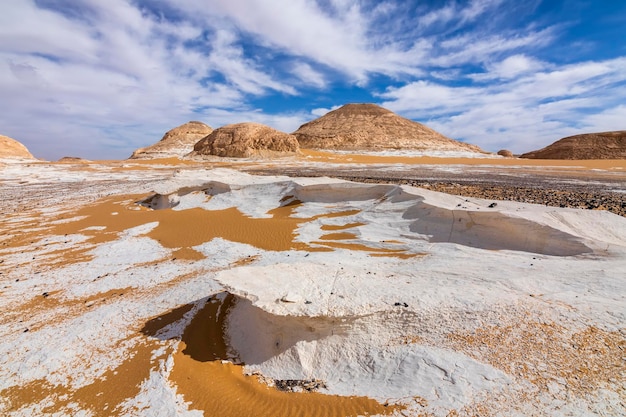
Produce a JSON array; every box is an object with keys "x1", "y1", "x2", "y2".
[{"x1": 1, "y1": 0, "x2": 625, "y2": 160}]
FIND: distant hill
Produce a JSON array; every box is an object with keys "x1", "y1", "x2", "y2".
[
  {"x1": 521, "y1": 131, "x2": 626, "y2": 159},
  {"x1": 293, "y1": 103, "x2": 485, "y2": 153},
  {"x1": 191, "y1": 122, "x2": 300, "y2": 158},
  {"x1": 0, "y1": 135, "x2": 35, "y2": 159},
  {"x1": 130, "y1": 121, "x2": 213, "y2": 159},
  {"x1": 58, "y1": 157, "x2": 90, "y2": 163}
]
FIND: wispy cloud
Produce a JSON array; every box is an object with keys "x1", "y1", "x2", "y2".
[
  {"x1": 0, "y1": 0, "x2": 299, "y2": 158},
  {"x1": 291, "y1": 62, "x2": 327, "y2": 89},
  {"x1": 379, "y1": 57, "x2": 626, "y2": 152},
  {"x1": 168, "y1": 0, "x2": 372, "y2": 80},
  {"x1": 474, "y1": 54, "x2": 547, "y2": 80},
  {"x1": 204, "y1": 30, "x2": 297, "y2": 95},
  {"x1": 418, "y1": 0, "x2": 504, "y2": 30},
  {"x1": 431, "y1": 27, "x2": 555, "y2": 68},
  {"x1": 0, "y1": 0, "x2": 624, "y2": 159},
  {"x1": 311, "y1": 105, "x2": 341, "y2": 117}
]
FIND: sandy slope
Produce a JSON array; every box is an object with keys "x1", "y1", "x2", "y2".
[{"x1": 0, "y1": 159, "x2": 624, "y2": 417}]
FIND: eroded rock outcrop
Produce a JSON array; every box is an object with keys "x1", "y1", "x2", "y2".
[
  {"x1": 191, "y1": 123, "x2": 300, "y2": 158},
  {"x1": 0, "y1": 135, "x2": 35, "y2": 159},
  {"x1": 130, "y1": 121, "x2": 213, "y2": 159},
  {"x1": 521, "y1": 131, "x2": 626, "y2": 159}
]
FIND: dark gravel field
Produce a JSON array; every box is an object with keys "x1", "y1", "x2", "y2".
[{"x1": 248, "y1": 165, "x2": 626, "y2": 217}]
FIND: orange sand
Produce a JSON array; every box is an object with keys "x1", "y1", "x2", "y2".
[
  {"x1": 312, "y1": 240, "x2": 421, "y2": 257},
  {"x1": 172, "y1": 247, "x2": 206, "y2": 260},
  {"x1": 1, "y1": 193, "x2": 419, "y2": 276},
  {"x1": 48, "y1": 151, "x2": 626, "y2": 171},
  {"x1": 168, "y1": 294, "x2": 402, "y2": 417},
  {"x1": 319, "y1": 232, "x2": 359, "y2": 240},
  {"x1": 320, "y1": 222, "x2": 366, "y2": 231},
  {"x1": 300, "y1": 149, "x2": 626, "y2": 170},
  {"x1": 41, "y1": 195, "x2": 312, "y2": 257},
  {"x1": 0, "y1": 339, "x2": 164, "y2": 416}
]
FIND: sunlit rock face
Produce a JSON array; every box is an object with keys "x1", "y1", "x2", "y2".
[
  {"x1": 191, "y1": 122, "x2": 300, "y2": 158},
  {"x1": 293, "y1": 103, "x2": 486, "y2": 153},
  {"x1": 130, "y1": 121, "x2": 213, "y2": 159},
  {"x1": 521, "y1": 131, "x2": 626, "y2": 159},
  {"x1": 0, "y1": 134, "x2": 36, "y2": 159}
]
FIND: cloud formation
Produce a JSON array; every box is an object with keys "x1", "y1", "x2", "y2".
[
  {"x1": 0, "y1": 0, "x2": 624, "y2": 159},
  {"x1": 379, "y1": 57, "x2": 626, "y2": 152}
]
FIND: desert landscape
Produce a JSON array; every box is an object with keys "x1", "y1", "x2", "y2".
[{"x1": 0, "y1": 104, "x2": 625, "y2": 417}]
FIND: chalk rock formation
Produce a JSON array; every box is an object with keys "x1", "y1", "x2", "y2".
[
  {"x1": 0, "y1": 135, "x2": 35, "y2": 159},
  {"x1": 191, "y1": 123, "x2": 300, "y2": 158},
  {"x1": 58, "y1": 157, "x2": 90, "y2": 163},
  {"x1": 497, "y1": 149, "x2": 514, "y2": 157},
  {"x1": 293, "y1": 103, "x2": 485, "y2": 153},
  {"x1": 521, "y1": 131, "x2": 626, "y2": 159},
  {"x1": 130, "y1": 121, "x2": 213, "y2": 159}
]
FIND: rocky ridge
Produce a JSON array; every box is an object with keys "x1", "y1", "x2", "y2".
[{"x1": 521, "y1": 131, "x2": 626, "y2": 159}]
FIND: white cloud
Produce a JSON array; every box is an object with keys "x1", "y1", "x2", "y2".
[
  {"x1": 197, "y1": 107, "x2": 310, "y2": 134},
  {"x1": 460, "y1": 0, "x2": 505, "y2": 22},
  {"x1": 379, "y1": 57, "x2": 626, "y2": 153},
  {"x1": 0, "y1": 0, "x2": 624, "y2": 159},
  {"x1": 0, "y1": 0, "x2": 301, "y2": 159},
  {"x1": 418, "y1": 4, "x2": 456, "y2": 29},
  {"x1": 169, "y1": 0, "x2": 374, "y2": 80},
  {"x1": 205, "y1": 29, "x2": 297, "y2": 95},
  {"x1": 291, "y1": 62, "x2": 327, "y2": 89},
  {"x1": 311, "y1": 105, "x2": 341, "y2": 117},
  {"x1": 0, "y1": 1, "x2": 98, "y2": 61},
  {"x1": 581, "y1": 105, "x2": 626, "y2": 132},
  {"x1": 378, "y1": 81, "x2": 477, "y2": 113},
  {"x1": 431, "y1": 27, "x2": 555, "y2": 67},
  {"x1": 477, "y1": 54, "x2": 546, "y2": 80},
  {"x1": 165, "y1": 0, "x2": 502, "y2": 81},
  {"x1": 418, "y1": 0, "x2": 503, "y2": 29}
]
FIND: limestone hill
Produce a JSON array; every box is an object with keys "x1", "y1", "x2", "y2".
[
  {"x1": 0, "y1": 135, "x2": 35, "y2": 159},
  {"x1": 191, "y1": 123, "x2": 300, "y2": 158},
  {"x1": 293, "y1": 103, "x2": 485, "y2": 153},
  {"x1": 130, "y1": 121, "x2": 213, "y2": 159},
  {"x1": 521, "y1": 131, "x2": 626, "y2": 159}
]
